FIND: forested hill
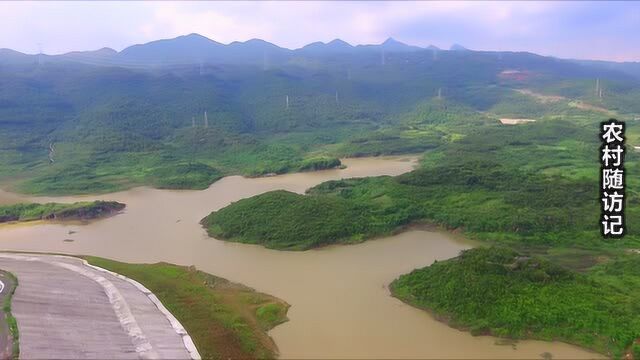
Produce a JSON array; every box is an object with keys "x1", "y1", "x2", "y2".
[{"x1": 1, "y1": 33, "x2": 639, "y2": 194}]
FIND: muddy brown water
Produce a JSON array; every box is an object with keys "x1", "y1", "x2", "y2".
[{"x1": 0, "y1": 156, "x2": 601, "y2": 359}]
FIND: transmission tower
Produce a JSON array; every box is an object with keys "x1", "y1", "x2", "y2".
[{"x1": 37, "y1": 43, "x2": 43, "y2": 66}]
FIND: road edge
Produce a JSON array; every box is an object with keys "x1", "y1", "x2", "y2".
[{"x1": 50, "y1": 255, "x2": 202, "y2": 360}]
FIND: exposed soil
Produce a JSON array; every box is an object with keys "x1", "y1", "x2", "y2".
[
  {"x1": 500, "y1": 118, "x2": 537, "y2": 125},
  {"x1": 569, "y1": 101, "x2": 614, "y2": 115},
  {"x1": 514, "y1": 89, "x2": 565, "y2": 103}
]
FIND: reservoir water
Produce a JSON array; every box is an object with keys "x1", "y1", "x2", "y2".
[{"x1": 0, "y1": 156, "x2": 600, "y2": 359}]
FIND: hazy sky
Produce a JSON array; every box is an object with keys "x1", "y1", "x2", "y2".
[{"x1": 1, "y1": 1, "x2": 638, "y2": 61}]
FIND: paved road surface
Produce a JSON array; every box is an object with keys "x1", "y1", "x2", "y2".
[{"x1": 0, "y1": 253, "x2": 196, "y2": 359}]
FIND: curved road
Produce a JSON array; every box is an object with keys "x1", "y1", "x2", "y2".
[{"x1": 0, "y1": 253, "x2": 197, "y2": 359}]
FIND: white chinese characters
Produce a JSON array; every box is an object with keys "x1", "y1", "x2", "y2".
[{"x1": 600, "y1": 120, "x2": 625, "y2": 238}]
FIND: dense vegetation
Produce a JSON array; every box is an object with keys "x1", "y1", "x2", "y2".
[
  {"x1": 1, "y1": 35, "x2": 639, "y2": 195},
  {"x1": 146, "y1": 162, "x2": 222, "y2": 190},
  {"x1": 85, "y1": 257, "x2": 289, "y2": 360},
  {"x1": 0, "y1": 201, "x2": 125, "y2": 223},
  {"x1": 201, "y1": 190, "x2": 392, "y2": 250},
  {"x1": 391, "y1": 247, "x2": 639, "y2": 358}
]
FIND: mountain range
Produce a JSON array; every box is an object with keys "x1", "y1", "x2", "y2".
[
  {"x1": 0, "y1": 34, "x2": 449, "y2": 67},
  {"x1": 2, "y1": 33, "x2": 637, "y2": 79}
]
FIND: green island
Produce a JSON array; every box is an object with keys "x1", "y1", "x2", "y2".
[
  {"x1": 84, "y1": 257, "x2": 289, "y2": 360},
  {"x1": 0, "y1": 201, "x2": 125, "y2": 223},
  {"x1": 200, "y1": 189, "x2": 397, "y2": 250}
]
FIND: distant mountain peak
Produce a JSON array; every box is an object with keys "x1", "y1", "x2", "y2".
[
  {"x1": 234, "y1": 38, "x2": 279, "y2": 47},
  {"x1": 183, "y1": 33, "x2": 210, "y2": 40},
  {"x1": 327, "y1": 39, "x2": 352, "y2": 47},
  {"x1": 382, "y1": 37, "x2": 403, "y2": 46},
  {"x1": 94, "y1": 47, "x2": 117, "y2": 54},
  {"x1": 374, "y1": 37, "x2": 422, "y2": 52},
  {"x1": 450, "y1": 43, "x2": 469, "y2": 51},
  {"x1": 300, "y1": 38, "x2": 353, "y2": 53},
  {"x1": 244, "y1": 38, "x2": 272, "y2": 44},
  {"x1": 167, "y1": 33, "x2": 222, "y2": 46}
]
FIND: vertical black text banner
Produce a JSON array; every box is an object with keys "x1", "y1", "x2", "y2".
[{"x1": 600, "y1": 119, "x2": 625, "y2": 238}]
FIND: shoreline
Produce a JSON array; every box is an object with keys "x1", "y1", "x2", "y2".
[
  {"x1": 0, "y1": 154, "x2": 421, "y2": 199},
  {"x1": 387, "y1": 281, "x2": 607, "y2": 358}
]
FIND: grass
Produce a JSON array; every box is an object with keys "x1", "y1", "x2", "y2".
[
  {"x1": 1, "y1": 271, "x2": 18, "y2": 359},
  {"x1": 83, "y1": 257, "x2": 289, "y2": 360},
  {"x1": 255, "y1": 303, "x2": 289, "y2": 331}
]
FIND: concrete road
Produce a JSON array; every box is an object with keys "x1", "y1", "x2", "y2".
[{"x1": 0, "y1": 253, "x2": 197, "y2": 359}]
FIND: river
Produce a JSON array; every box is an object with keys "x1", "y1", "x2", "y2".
[{"x1": 0, "y1": 156, "x2": 600, "y2": 359}]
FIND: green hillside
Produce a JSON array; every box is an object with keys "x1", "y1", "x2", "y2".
[{"x1": 1, "y1": 43, "x2": 638, "y2": 194}]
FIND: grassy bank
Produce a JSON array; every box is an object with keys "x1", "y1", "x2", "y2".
[
  {"x1": 0, "y1": 201, "x2": 125, "y2": 223},
  {"x1": 391, "y1": 247, "x2": 638, "y2": 358},
  {"x1": 0, "y1": 270, "x2": 18, "y2": 359},
  {"x1": 84, "y1": 257, "x2": 289, "y2": 359}
]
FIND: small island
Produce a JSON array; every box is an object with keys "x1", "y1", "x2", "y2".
[
  {"x1": 390, "y1": 247, "x2": 640, "y2": 359},
  {"x1": 0, "y1": 201, "x2": 126, "y2": 223},
  {"x1": 200, "y1": 188, "x2": 404, "y2": 250}
]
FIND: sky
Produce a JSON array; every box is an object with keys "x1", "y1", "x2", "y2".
[{"x1": 0, "y1": 1, "x2": 638, "y2": 62}]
